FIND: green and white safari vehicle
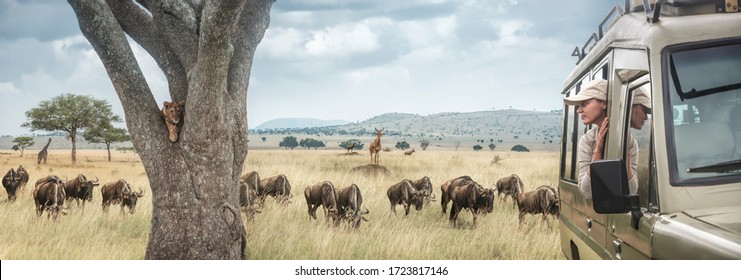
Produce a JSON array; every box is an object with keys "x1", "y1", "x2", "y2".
[{"x1": 558, "y1": 0, "x2": 741, "y2": 259}]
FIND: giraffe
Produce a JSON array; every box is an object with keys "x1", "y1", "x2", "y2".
[
  {"x1": 37, "y1": 138, "x2": 51, "y2": 165},
  {"x1": 369, "y1": 128, "x2": 383, "y2": 165}
]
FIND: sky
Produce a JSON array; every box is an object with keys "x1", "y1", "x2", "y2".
[{"x1": 0, "y1": 0, "x2": 623, "y2": 136}]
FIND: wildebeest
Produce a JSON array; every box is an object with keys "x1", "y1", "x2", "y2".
[
  {"x1": 239, "y1": 174, "x2": 262, "y2": 221},
  {"x1": 439, "y1": 175, "x2": 474, "y2": 214},
  {"x1": 448, "y1": 180, "x2": 494, "y2": 227},
  {"x1": 304, "y1": 181, "x2": 340, "y2": 224},
  {"x1": 63, "y1": 174, "x2": 100, "y2": 209},
  {"x1": 33, "y1": 176, "x2": 67, "y2": 220},
  {"x1": 2, "y1": 168, "x2": 22, "y2": 202},
  {"x1": 495, "y1": 174, "x2": 524, "y2": 208},
  {"x1": 16, "y1": 165, "x2": 29, "y2": 190},
  {"x1": 101, "y1": 179, "x2": 144, "y2": 214},
  {"x1": 411, "y1": 176, "x2": 435, "y2": 204},
  {"x1": 387, "y1": 179, "x2": 423, "y2": 216},
  {"x1": 260, "y1": 174, "x2": 292, "y2": 205},
  {"x1": 515, "y1": 185, "x2": 560, "y2": 228},
  {"x1": 336, "y1": 183, "x2": 369, "y2": 229},
  {"x1": 35, "y1": 175, "x2": 60, "y2": 188}
]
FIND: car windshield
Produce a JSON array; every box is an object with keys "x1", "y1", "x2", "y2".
[{"x1": 667, "y1": 41, "x2": 741, "y2": 183}]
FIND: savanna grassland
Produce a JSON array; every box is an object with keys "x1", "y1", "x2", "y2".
[{"x1": 0, "y1": 148, "x2": 563, "y2": 260}]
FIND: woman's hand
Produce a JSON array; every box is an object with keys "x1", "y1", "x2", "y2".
[{"x1": 593, "y1": 117, "x2": 609, "y2": 160}]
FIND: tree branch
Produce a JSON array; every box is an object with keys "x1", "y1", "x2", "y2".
[
  {"x1": 68, "y1": 0, "x2": 163, "y2": 158},
  {"x1": 226, "y1": 0, "x2": 273, "y2": 174},
  {"x1": 106, "y1": 0, "x2": 189, "y2": 102},
  {"x1": 150, "y1": 0, "x2": 200, "y2": 72}
]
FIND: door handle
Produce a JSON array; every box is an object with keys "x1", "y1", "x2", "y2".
[{"x1": 613, "y1": 239, "x2": 622, "y2": 255}]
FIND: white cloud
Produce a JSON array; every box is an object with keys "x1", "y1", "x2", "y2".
[
  {"x1": 0, "y1": 81, "x2": 20, "y2": 95},
  {"x1": 399, "y1": 16, "x2": 457, "y2": 48},
  {"x1": 259, "y1": 27, "x2": 309, "y2": 59},
  {"x1": 305, "y1": 20, "x2": 382, "y2": 58},
  {"x1": 344, "y1": 65, "x2": 412, "y2": 89},
  {"x1": 498, "y1": 19, "x2": 532, "y2": 44}
]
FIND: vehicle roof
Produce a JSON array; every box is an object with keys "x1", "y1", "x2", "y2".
[{"x1": 563, "y1": 9, "x2": 741, "y2": 91}]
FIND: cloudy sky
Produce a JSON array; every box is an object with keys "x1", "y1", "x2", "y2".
[{"x1": 0, "y1": 0, "x2": 623, "y2": 136}]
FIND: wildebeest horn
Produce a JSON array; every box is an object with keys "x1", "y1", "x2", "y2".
[
  {"x1": 361, "y1": 206, "x2": 370, "y2": 215},
  {"x1": 93, "y1": 176, "x2": 100, "y2": 185},
  {"x1": 135, "y1": 187, "x2": 144, "y2": 197}
]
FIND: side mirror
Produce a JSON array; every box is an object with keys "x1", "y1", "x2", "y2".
[
  {"x1": 590, "y1": 159, "x2": 630, "y2": 213},
  {"x1": 590, "y1": 159, "x2": 643, "y2": 229}
]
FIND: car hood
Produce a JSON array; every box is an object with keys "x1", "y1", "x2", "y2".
[
  {"x1": 652, "y1": 205, "x2": 741, "y2": 259},
  {"x1": 683, "y1": 205, "x2": 741, "y2": 237}
]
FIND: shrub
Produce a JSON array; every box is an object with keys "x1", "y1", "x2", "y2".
[{"x1": 511, "y1": 144, "x2": 530, "y2": 152}]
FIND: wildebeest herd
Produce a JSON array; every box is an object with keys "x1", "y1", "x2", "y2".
[
  {"x1": 2, "y1": 165, "x2": 144, "y2": 220},
  {"x1": 3, "y1": 163, "x2": 559, "y2": 229},
  {"x1": 238, "y1": 170, "x2": 560, "y2": 230}
]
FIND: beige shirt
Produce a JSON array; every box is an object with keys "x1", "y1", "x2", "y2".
[{"x1": 577, "y1": 126, "x2": 638, "y2": 199}]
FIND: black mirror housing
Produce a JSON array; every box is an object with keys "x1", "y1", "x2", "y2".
[{"x1": 590, "y1": 159, "x2": 631, "y2": 213}]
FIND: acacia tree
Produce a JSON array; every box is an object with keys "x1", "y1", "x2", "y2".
[
  {"x1": 83, "y1": 126, "x2": 130, "y2": 161},
  {"x1": 279, "y1": 136, "x2": 299, "y2": 149},
  {"x1": 419, "y1": 140, "x2": 429, "y2": 151},
  {"x1": 22, "y1": 94, "x2": 121, "y2": 163},
  {"x1": 67, "y1": 0, "x2": 273, "y2": 259},
  {"x1": 11, "y1": 137, "x2": 34, "y2": 157}
]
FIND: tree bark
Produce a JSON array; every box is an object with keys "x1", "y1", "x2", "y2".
[
  {"x1": 68, "y1": 0, "x2": 272, "y2": 259},
  {"x1": 70, "y1": 131, "x2": 77, "y2": 163},
  {"x1": 106, "y1": 143, "x2": 111, "y2": 162}
]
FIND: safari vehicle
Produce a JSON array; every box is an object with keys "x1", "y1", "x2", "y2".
[{"x1": 558, "y1": 0, "x2": 741, "y2": 259}]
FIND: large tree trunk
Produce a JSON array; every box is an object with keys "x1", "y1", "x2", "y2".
[{"x1": 68, "y1": 0, "x2": 272, "y2": 259}]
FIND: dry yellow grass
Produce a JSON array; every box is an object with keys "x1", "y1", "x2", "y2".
[{"x1": 0, "y1": 148, "x2": 563, "y2": 260}]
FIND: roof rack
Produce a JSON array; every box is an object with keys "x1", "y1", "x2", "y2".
[
  {"x1": 635, "y1": 0, "x2": 738, "y2": 22},
  {"x1": 571, "y1": 4, "x2": 624, "y2": 65}
]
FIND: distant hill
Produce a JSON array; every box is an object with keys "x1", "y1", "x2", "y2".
[
  {"x1": 254, "y1": 118, "x2": 350, "y2": 130},
  {"x1": 249, "y1": 109, "x2": 563, "y2": 151},
  {"x1": 335, "y1": 109, "x2": 562, "y2": 141}
]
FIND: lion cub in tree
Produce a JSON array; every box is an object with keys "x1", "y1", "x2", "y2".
[{"x1": 162, "y1": 101, "x2": 185, "y2": 142}]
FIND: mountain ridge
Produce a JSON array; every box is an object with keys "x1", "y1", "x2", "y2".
[{"x1": 253, "y1": 118, "x2": 350, "y2": 130}]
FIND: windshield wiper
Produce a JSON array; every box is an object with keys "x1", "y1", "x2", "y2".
[
  {"x1": 687, "y1": 159, "x2": 741, "y2": 173},
  {"x1": 669, "y1": 55, "x2": 741, "y2": 101}
]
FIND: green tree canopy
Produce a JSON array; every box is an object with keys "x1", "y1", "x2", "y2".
[
  {"x1": 279, "y1": 136, "x2": 299, "y2": 150},
  {"x1": 488, "y1": 143, "x2": 496, "y2": 151},
  {"x1": 300, "y1": 138, "x2": 325, "y2": 150},
  {"x1": 395, "y1": 141, "x2": 410, "y2": 150},
  {"x1": 22, "y1": 93, "x2": 121, "y2": 163},
  {"x1": 83, "y1": 126, "x2": 130, "y2": 161},
  {"x1": 11, "y1": 136, "x2": 34, "y2": 157},
  {"x1": 511, "y1": 144, "x2": 530, "y2": 152},
  {"x1": 473, "y1": 144, "x2": 483, "y2": 151}
]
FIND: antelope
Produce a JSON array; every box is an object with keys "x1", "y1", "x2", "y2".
[
  {"x1": 346, "y1": 142, "x2": 356, "y2": 153},
  {"x1": 404, "y1": 148, "x2": 415, "y2": 156},
  {"x1": 369, "y1": 128, "x2": 383, "y2": 165}
]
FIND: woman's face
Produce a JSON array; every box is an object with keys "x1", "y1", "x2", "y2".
[
  {"x1": 630, "y1": 104, "x2": 649, "y2": 130},
  {"x1": 576, "y1": 98, "x2": 606, "y2": 126}
]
